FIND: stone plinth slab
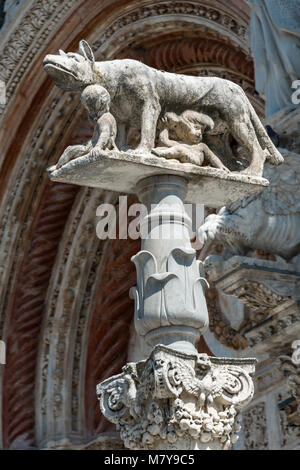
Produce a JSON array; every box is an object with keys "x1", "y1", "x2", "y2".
[{"x1": 48, "y1": 150, "x2": 269, "y2": 207}]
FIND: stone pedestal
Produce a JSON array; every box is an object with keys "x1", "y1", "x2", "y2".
[{"x1": 48, "y1": 150, "x2": 263, "y2": 450}]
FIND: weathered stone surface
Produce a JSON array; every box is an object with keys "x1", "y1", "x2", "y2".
[
  {"x1": 53, "y1": 85, "x2": 117, "y2": 170},
  {"x1": 205, "y1": 255, "x2": 300, "y2": 302},
  {"x1": 128, "y1": 175, "x2": 209, "y2": 355},
  {"x1": 97, "y1": 345, "x2": 256, "y2": 450},
  {"x1": 48, "y1": 149, "x2": 268, "y2": 207},
  {"x1": 204, "y1": 255, "x2": 300, "y2": 354},
  {"x1": 249, "y1": 0, "x2": 300, "y2": 117},
  {"x1": 40, "y1": 32, "x2": 282, "y2": 451},
  {"x1": 4, "y1": 0, "x2": 296, "y2": 453},
  {"x1": 81, "y1": 434, "x2": 125, "y2": 450},
  {"x1": 267, "y1": 108, "x2": 300, "y2": 155},
  {"x1": 42, "y1": 433, "x2": 125, "y2": 450},
  {"x1": 43, "y1": 40, "x2": 283, "y2": 177},
  {"x1": 198, "y1": 149, "x2": 300, "y2": 259},
  {"x1": 278, "y1": 340, "x2": 300, "y2": 426},
  {"x1": 153, "y1": 110, "x2": 230, "y2": 171}
]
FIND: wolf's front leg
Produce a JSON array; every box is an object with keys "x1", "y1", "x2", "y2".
[
  {"x1": 134, "y1": 98, "x2": 161, "y2": 153},
  {"x1": 116, "y1": 122, "x2": 128, "y2": 151}
]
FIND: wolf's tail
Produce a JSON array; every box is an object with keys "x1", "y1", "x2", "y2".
[{"x1": 249, "y1": 103, "x2": 284, "y2": 165}]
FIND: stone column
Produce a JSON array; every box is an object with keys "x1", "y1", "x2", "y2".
[
  {"x1": 130, "y1": 174, "x2": 208, "y2": 355},
  {"x1": 97, "y1": 172, "x2": 257, "y2": 450},
  {"x1": 47, "y1": 147, "x2": 262, "y2": 450},
  {"x1": 42, "y1": 38, "x2": 282, "y2": 450}
]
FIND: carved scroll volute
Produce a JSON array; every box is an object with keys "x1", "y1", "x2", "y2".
[
  {"x1": 130, "y1": 248, "x2": 209, "y2": 338},
  {"x1": 97, "y1": 363, "x2": 140, "y2": 424},
  {"x1": 212, "y1": 364, "x2": 256, "y2": 409},
  {"x1": 151, "y1": 349, "x2": 186, "y2": 399},
  {"x1": 96, "y1": 373, "x2": 130, "y2": 423},
  {"x1": 96, "y1": 346, "x2": 256, "y2": 450}
]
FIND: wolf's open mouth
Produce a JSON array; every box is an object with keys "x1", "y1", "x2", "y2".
[{"x1": 44, "y1": 61, "x2": 77, "y2": 79}]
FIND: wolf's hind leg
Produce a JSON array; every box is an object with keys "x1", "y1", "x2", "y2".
[
  {"x1": 135, "y1": 97, "x2": 161, "y2": 153},
  {"x1": 201, "y1": 144, "x2": 229, "y2": 172},
  {"x1": 229, "y1": 117, "x2": 265, "y2": 177}
]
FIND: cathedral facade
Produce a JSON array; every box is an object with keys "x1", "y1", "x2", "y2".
[{"x1": 0, "y1": 0, "x2": 299, "y2": 450}]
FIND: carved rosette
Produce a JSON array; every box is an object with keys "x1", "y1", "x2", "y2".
[{"x1": 97, "y1": 345, "x2": 256, "y2": 450}]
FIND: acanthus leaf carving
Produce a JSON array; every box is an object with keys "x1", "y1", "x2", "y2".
[
  {"x1": 130, "y1": 247, "x2": 209, "y2": 337},
  {"x1": 97, "y1": 345, "x2": 256, "y2": 450}
]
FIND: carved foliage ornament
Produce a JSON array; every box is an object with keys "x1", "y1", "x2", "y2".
[
  {"x1": 97, "y1": 345, "x2": 256, "y2": 450},
  {"x1": 130, "y1": 247, "x2": 209, "y2": 337}
]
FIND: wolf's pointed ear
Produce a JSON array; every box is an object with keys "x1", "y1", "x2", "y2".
[{"x1": 78, "y1": 40, "x2": 95, "y2": 63}]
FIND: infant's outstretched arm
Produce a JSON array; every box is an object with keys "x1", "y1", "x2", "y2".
[{"x1": 157, "y1": 128, "x2": 178, "y2": 147}]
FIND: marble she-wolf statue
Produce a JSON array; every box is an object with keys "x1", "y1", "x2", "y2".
[{"x1": 43, "y1": 40, "x2": 284, "y2": 177}]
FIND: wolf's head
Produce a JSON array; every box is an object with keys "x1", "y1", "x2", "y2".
[{"x1": 43, "y1": 40, "x2": 97, "y2": 92}]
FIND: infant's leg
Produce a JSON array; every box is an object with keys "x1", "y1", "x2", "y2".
[
  {"x1": 152, "y1": 146, "x2": 183, "y2": 160},
  {"x1": 153, "y1": 145, "x2": 203, "y2": 165}
]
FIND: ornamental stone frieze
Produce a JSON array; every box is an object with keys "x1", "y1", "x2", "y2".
[
  {"x1": 277, "y1": 389, "x2": 300, "y2": 449},
  {"x1": 97, "y1": 345, "x2": 256, "y2": 450},
  {"x1": 204, "y1": 255, "x2": 300, "y2": 354},
  {"x1": 242, "y1": 402, "x2": 268, "y2": 450}
]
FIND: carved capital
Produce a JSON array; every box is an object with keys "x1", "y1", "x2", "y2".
[{"x1": 97, "y1": 345, "x2": 256, "y2": 450}]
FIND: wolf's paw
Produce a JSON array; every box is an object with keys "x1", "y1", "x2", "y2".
[
  {"x1": 197, "y1": 215, "x2": 220, "y2": 247},
  {"x1": 130, "y1": 145, "x2": 152, "y2": 155}
]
